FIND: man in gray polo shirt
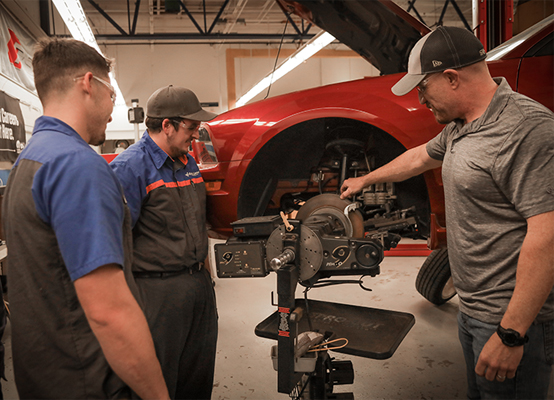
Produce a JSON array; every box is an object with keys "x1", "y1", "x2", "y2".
[{"x1": 341, "y1": 26, "x2": 553, "y2": 399}]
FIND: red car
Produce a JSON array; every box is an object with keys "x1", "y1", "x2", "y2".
[{"x1": 192, "y1": 2, "x2": 553, "y2": 304}]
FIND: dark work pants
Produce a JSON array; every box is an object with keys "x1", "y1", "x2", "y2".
[{"x1": 136, "y1": 268, "x2": 218, "y2": 400}]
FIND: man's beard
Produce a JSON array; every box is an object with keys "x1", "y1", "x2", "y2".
[{"x1": 168, "y1": 145, "x2": 188, "y2": 159}]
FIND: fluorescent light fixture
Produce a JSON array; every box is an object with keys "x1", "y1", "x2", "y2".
[
  {"x1": 52, "y1": 0, "x2": 97, "y2": 49},
  {"x1": 52, "y1": 0, "x2": 125, "y2": 106},
  {"x1": 235, "y1": 30, "x2": 335, "y2": 108}
]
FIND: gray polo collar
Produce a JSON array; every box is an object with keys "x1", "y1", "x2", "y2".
[{"x1": 450, "y1": 77, "x2": 512, "y2": 140}]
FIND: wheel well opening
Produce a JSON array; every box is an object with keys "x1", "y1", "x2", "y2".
[{"x1": 237, "y1": 117, "x2": 431, "y2": 238}]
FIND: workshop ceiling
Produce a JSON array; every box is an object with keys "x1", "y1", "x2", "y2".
[{"x1": 73, "y1": 0, "x2": 474, "y2": 45}]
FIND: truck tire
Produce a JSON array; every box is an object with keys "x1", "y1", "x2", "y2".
[{"x1": 415, "y1": 248, "x2": 456, "y2": 305}]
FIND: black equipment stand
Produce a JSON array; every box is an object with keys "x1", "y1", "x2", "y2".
[{"x1": 254, "y1": 221, "x2": 415, "y2": 399}]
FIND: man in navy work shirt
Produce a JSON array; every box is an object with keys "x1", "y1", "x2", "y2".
[
  {"x1": 111, "y1": 85, "x2": 218, "y2": 400},
  {"x1": 2, "y1": 38, "x2": 168, "y2": 399},
  {"x1": 341, "y1": 26, "x2": 554, "y2": 399}
]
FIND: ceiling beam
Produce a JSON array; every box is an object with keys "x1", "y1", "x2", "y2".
[
  {"x1": 87, "y1": 0, "x2": 129, "y2": 35},
  {"x1": 178, "y1": 0, "x2": 205, "y2": 33},
  {"x1": 131, "y1": 0, "x2": 141, "y2": 35},
  {"x1": 438, "y1": 0, "x2": 471, "y2": 30},
  {"x1": 207, "y1": 0, "x2": 230, "y2": 34},
  {"x1": 94, "y1": 32, "x2": 315, "y2": 42},
  {"x1": 406, "y1": 0, "x2": 427, "y2": 26}
]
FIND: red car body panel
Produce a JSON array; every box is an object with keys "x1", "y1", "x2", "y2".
[
  {"x1": 200, "y1": 75, "x2": 442, "y2": 233},
  {"x1": 197, "y1": 17, "x2": 553, "y2": 244}
]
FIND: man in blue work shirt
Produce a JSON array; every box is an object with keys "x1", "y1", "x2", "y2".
[
  {"x1": 2, "y1": 38, "x2": 168, "y2": 399},
  {"x1": 111, "y1": 85, "x2": 218, "y2": 400}
]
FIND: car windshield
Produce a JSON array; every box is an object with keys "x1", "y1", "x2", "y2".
[{"x1": 487, "y1": 14, "x2": 553, "y2": 61}]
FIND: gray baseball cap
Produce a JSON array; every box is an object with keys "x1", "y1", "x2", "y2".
[
  {"x1": 146, "y1": 85, "x2": 218, "y2": 121},
  {"x1": 392, "y1": 26, "x2": 486, "y2": 96}
]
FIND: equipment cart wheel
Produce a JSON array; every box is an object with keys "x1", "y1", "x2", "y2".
[{"x1": 415, "y1": 248, "x2": 456, "y2": 305}]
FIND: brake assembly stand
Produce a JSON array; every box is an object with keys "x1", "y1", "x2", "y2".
[
  {"x1": 272, "y1": 218, "x2": 300, "y2": 394},
  {"x1": 272, "y1": 219, "x2": 354, "y2": 399},
  {"x1": 214, "y1": 213, "x2": 416, "y2": 399}
]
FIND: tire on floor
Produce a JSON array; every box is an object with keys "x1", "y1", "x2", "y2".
[{"x1": 415, "y1": 248, "x2": 457, "y2": 305}]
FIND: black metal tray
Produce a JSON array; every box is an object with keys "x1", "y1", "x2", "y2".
[{"x1": 255, "y1": 299, "x2": 415, "y2": 360}]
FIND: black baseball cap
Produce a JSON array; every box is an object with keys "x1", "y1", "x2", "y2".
[
  {"x1": 146, "y1": 85, "x2": 218, "y2": 121},
  {"x1": 392, "y1": 26, "x2": 486, "y2": 96}
]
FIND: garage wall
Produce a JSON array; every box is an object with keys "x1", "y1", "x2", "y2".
[
  {"x1": 105, "y1": 43, "x2": 224, "y2": 112},
  {"x1": 104, "y1": 42, "x2": 378, "y2": 114},
  {"x1": 231, "y1": 44, "x2": 379, "y2": 106},
  {"x1": 99, "y1": 42, "x2": 378, "y2": 141}
]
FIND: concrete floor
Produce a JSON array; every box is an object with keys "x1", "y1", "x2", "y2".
[
  {"x1": 1, "y1": 243, "x2": 552, "y2": 399},
  {"x1": 210, "y1": 252, "x2": 468, "y2": 400}
]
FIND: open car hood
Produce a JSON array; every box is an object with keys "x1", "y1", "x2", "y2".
[{"x1": 277, "y1": 0, "x2": 430, "y2": 74}]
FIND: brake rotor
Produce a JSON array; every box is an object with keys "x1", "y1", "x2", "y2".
[
  {"x1": 296, "y1": 193, "x2": 364, "y2": 238},
  {"x1": 266, "y1": 225, "x2": 323, "y2": 282}
]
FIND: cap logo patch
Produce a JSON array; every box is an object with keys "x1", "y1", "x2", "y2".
[
  {"x1": 432, "y1": 60, "x2": 443, "y2": 67},
  {"x1": 479, "y1": 49, "x2": 486, "y2": 56}
]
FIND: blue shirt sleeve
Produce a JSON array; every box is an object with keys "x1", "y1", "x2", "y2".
[
  {"x1": 32, "y1": 152, "x2": 126, "y2": 281},
  {"x1": 110, "y1": 158, "x2": 146, "y2": 228}
]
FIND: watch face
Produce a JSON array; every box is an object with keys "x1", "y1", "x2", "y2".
[
  {"x1": 504, "y1": 333, "x2": 518, "y2": 346},
  {"x1": 498, "y1": 326, "x2": 527, "y2": 347}
]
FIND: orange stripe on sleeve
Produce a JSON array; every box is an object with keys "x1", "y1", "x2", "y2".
[
  {"x1": 146, "y1": 180, "x2": 166, "y2": 194},
  {"x1": 176, "y1": 177, "x2": 203, "y2": 187},
  {"x1": 146, "y1": 176, "x2": 204, "y2": 193}
]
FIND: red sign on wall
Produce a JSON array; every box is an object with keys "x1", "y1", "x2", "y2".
[{"x1": 0, "y1": 6, "x2": 36, "y2": 92}]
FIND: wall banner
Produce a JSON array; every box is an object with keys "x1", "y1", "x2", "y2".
[
  {"x1": 0, "y1": 90, "x2": 25, "y2": 162},
  {"x1": 0, "y1": 5, "x2": 35, "y2": 91}
]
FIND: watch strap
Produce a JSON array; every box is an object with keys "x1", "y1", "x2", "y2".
[{"x1": 497, "y1": 325, "x2": 529, "y2": 347}]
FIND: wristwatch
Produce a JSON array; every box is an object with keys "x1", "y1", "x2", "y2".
[{"x1": 497, "y1": 325, "x2": 529, "y2": 347}]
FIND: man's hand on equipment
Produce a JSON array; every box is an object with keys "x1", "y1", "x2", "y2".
[{"x1": 340, "y1": 177, "x2": 366, "y2": 200}]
